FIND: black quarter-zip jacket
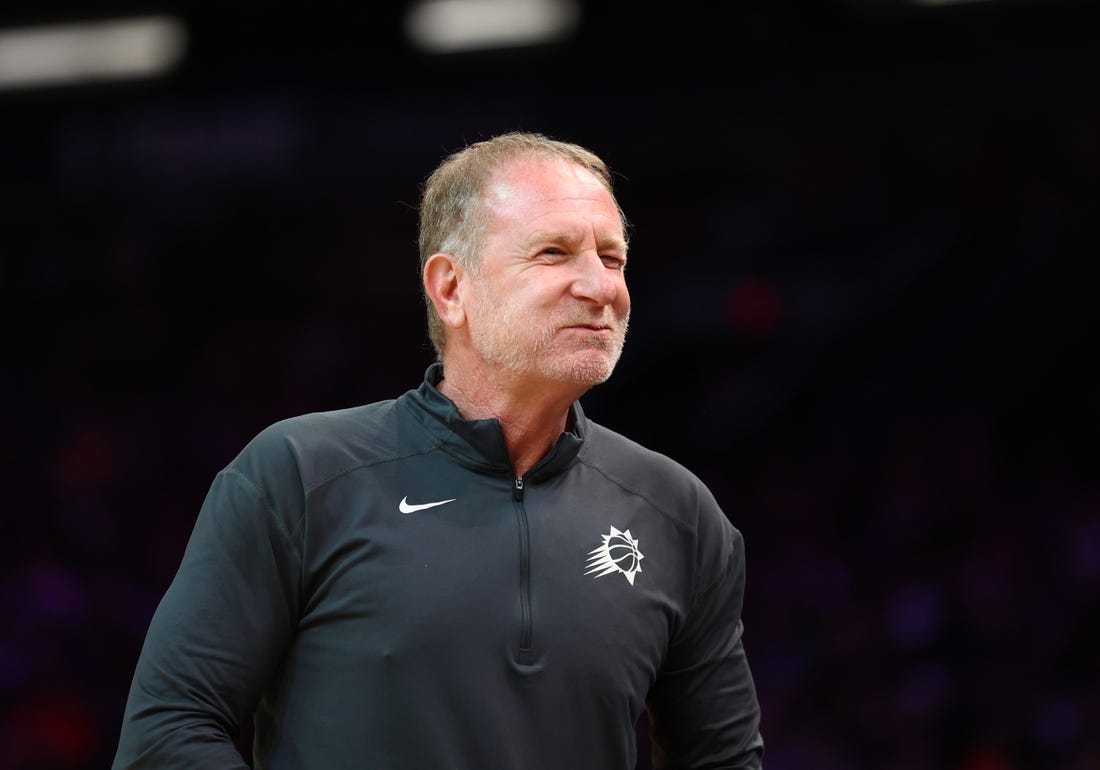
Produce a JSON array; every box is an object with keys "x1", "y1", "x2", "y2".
[{"x1": 113, "y1": 364, "x2": 764, "y2": 770}]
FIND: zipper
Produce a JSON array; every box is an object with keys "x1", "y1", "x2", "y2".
[{"x1": 513, "y1": 475, "x2": 534, "y2": 664}]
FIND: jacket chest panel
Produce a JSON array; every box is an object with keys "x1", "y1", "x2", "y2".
[{"x1": 293, "y1": 459, "x2": 683, "y2": 705}]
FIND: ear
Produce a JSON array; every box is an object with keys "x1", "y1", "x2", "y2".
[{"x1": 423, "y1": 253, "x2": 468, "y2": 330}]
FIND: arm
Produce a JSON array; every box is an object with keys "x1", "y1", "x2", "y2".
[
  {"x1": 647, "y1": 521, "x2": 764, "y2": 769},
  {"x1": 113, "y1": 469, "x2": 301, "y2": 769}
]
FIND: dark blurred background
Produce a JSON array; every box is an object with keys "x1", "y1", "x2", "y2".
[{"x1": 2, "y1": 0, "x2": 1099, "y2": 768}]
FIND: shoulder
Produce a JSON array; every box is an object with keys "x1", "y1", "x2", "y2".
[
  {"x1": 580, "y1": 419, "x2": 725, "y2": 528},
  {"x1": 227, "y1": 398, "x2": 424, "y2": 492}
]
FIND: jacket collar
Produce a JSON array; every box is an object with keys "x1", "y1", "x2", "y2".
[{"x1": 401, "y1": 362, "x2": 586, "y2": 479}]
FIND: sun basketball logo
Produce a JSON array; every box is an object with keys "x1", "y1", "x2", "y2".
[{"x1": 584, "y1": 525, "x2": 645, "y2": 586}]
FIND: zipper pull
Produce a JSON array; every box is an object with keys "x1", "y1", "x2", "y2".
[{"x1": 513, "y1": 476, "x2": 525, "y2": 501}]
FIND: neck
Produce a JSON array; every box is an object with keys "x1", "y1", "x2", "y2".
[{"x1": 437, "y1": 362, "x2": 584, "y2": 477}]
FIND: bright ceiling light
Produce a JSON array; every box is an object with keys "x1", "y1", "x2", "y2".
[
  {"x1": 0, "y1": 15, "x2": 186, "y2": 91},
  {"x1": 405, "y1": 0, "x2": 581, "y2": 54}
]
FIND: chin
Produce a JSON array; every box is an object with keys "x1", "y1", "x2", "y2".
[{"x1": 542, "y1": 352, "x2": 620, "y2": 387}]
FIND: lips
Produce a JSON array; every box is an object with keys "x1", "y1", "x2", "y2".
[{"x1": 561, "y1": 317, "x2": 615, "y2": 330}]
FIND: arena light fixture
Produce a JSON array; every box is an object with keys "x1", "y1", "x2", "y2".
[
  {"x1": 405, "y1": 0, "x2": 581, "y2": 54},
  {"x1": 0, "y1": 15, "x2": 186, "y2": 91}
]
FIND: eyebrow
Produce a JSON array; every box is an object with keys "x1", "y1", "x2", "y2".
[{"x1": 528, "y1": 230, "x2": 628, "y2": 253}]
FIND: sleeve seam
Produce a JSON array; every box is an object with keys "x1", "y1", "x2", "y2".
[{"x1": 221, "y1": 468, "x2": 301, "y2": 561}]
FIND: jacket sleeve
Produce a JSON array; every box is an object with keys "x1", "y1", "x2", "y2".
[
  {"x1": 646, "y1": 503, "x2": 765, "y2": 770},
  {"x1": 112, "y1": 468, "x2": 302, "y2": 769}
]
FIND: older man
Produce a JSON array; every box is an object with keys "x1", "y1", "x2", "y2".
[{"x1": 113, "y1": 132, "x2": 764, "y2": 769}]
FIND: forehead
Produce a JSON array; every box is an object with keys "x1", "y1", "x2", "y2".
[{"x1": 482, "y1": 157, "x2": 624, "y2": 239}]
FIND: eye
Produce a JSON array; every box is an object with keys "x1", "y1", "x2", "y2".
[{"x1": 601, "y1": 255, "x2": 626, "y2": 271}]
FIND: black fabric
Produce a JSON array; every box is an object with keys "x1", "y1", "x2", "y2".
[{"x1": 113, "y1": 366, "x2": 764, "y2": 769}]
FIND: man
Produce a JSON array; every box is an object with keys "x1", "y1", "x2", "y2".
[{"x1": 113, "y1": 131, "x2": 765, "y2": 769}]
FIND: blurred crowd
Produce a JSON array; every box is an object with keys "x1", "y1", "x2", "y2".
[{"x1": 2, "y1": 4, "x2": 1099, "y2": 767}]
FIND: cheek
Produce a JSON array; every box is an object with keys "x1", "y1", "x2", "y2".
[{"x1": 615, "y1": 284, "x2": 631, "y2": 316}]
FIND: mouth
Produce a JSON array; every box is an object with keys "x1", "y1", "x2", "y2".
[{"x1": 564, "y1": 322, "x2": 613, "y2": 332}]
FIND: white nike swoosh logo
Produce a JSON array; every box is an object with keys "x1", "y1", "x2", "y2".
[{"x1": 399, "y1": 496, "x2": 456, "y2": 514}]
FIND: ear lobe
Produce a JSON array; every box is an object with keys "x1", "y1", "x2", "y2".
[{"x1": 423, "y1": 253, "x2": 467, "y2": 329}]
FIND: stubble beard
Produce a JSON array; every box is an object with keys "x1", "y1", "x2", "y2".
[{"x1": 470, "y1": 297, "x2": 630, "y2": 387}]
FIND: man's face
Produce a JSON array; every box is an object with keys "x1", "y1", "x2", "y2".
[{"x1": 463, "y1": 157, "x2": 631, "y2": 388}]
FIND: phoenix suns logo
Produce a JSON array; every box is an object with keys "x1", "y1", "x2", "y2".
[{"x1": 584, "y1": 525, "x2": 644, "y2": 586}]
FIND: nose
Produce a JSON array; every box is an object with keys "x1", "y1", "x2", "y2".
[{"x1": 570, "y1": 250, "x2": 622, "y2": 307}]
